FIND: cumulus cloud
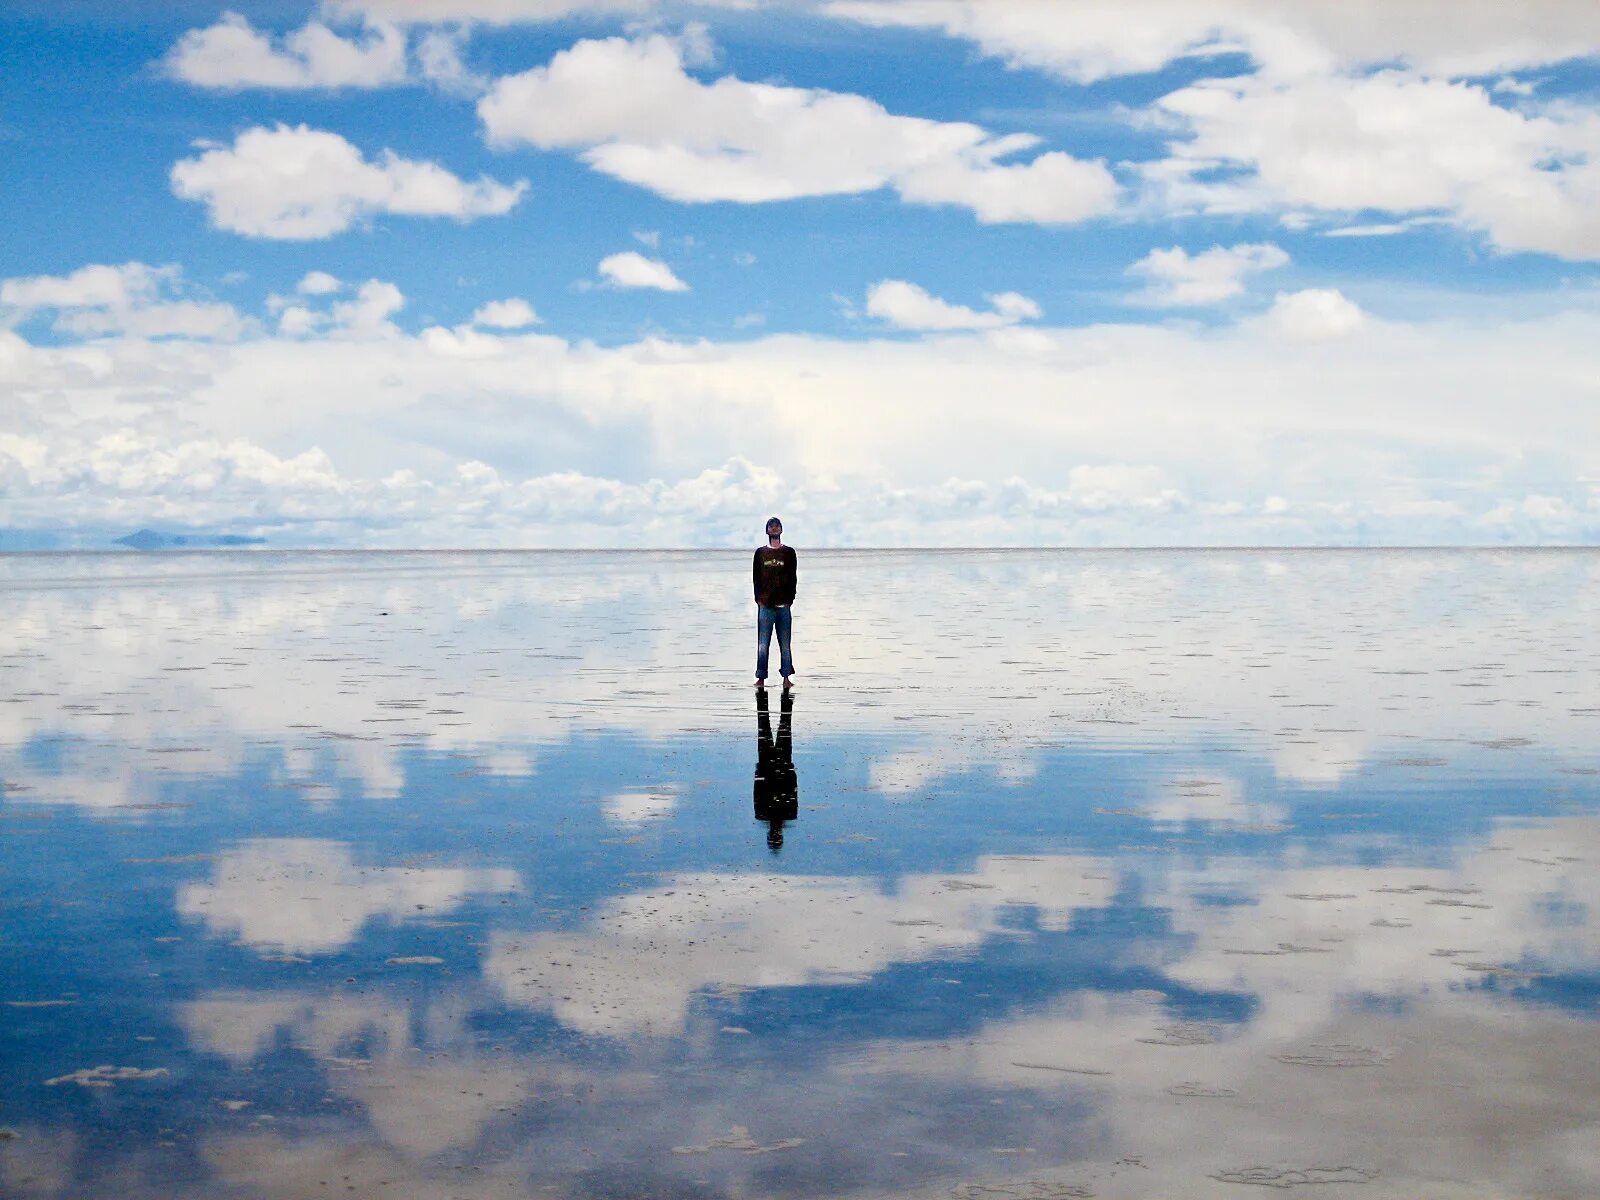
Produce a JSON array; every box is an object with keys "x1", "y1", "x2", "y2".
[
  {"x1": 1265, "y1": 287, "x2": 1367, "y2": 340},
  {"x1": 164, "y1": 12, "x2": 407, "y2": 90},
  {"x1": 1147, "y1": 70, "x2": 1600, "y2": 260},
  {"x1": 598, "y1": 250, "x2": 689, "y2": 292},
  {"x1": 276, "y1": 307, "x2": 320, "y2": 336},
  {"x1": 477, "y1": 34, "x2": 1117, "y2": 224},
  {"x1": 0, "y1": 261, "x2": 247, "y2": 340},
  {"x1": 1, "y1": 261, "x2": 159, "y2": 310},
  {"x1": 865, "y1": 279, "x2": 1040, "y2": 330},
  {"x1": 1127, "y1": 242, "x2": 1288, "y2": 306},
  {"x1": 170, "y1": 124, "x2": 527, "y2": 239},
  {"x1": 819, "y1": 3, "x2": 1600, "y2": 259},
  {"x1": 297, "y1": 271, "x2": 342, "y2": 295},
  {"x1": 471, "y1": 297, "x2": 540, "y2": 327},
  {"x1": 825, "y1": 0, "x2": 1600, "y2": 82},
  {"x1": 272, "y1": 277, "x2": 406, "y2": 338},
  {"x1": 893, "y1": 144, "x2": 1123, "y2": 225},
  {"x1": 330, "y1": 280, "x2": 406, "y2": 337}
]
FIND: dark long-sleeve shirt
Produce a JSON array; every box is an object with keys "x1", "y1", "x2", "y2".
[{"x1": 753, "y1": 545, "x2": 797, "y2": 607}]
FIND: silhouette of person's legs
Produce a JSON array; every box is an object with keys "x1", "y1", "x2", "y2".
[{"x1": 754, "y1": 689, "x2": 798, "y2": 851}]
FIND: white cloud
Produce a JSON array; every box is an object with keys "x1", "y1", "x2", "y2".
[
  {"x1": 414, "y1": 26, "x2": 489, "y2": 96},
  {"x1": 277, "y1": 305, "x2": 321, "y2": 336},
  {"x1": 0, "y1": 261, "x2": 247, "y2": 341},
  {"x1": 865, "y1": 279, "x2": 1040, "y2": 330},
  {"x1": 820, "y1": 4, "x2": 1600, "y2": 259},
  {"x1": 1063, "y1": 463, "x2": 1187, "y2": 513},
  {"x1": 1265, "y1": 287, "x2": 1367, "y2": 340},
  {"x1": 170, "y1": 124, "x2": 527, "y2": 240},
  {"x1": 276, "y1": 275, "x2": 402, "y2": 336},
  {"x1": 893, "y1": 143, "x2": 1122, "y2": 225},
  {"x1": 164, "y1": 12, "x2": 407, "y2": 90},
  {"x1": 1321, "y1": 222, "x2": 1413, "y2": 238},
  {"x1": 1493, "y1": 76, "x2": 1538, "y2": 96},
  {"x1": 329, "y1": 0, "x2": 764, "y2": 25},
  {"x1": 330, "y1": 0, "x2": 650, "y2": 24},
  {"x1": 5, "y1": 268, "x2": 1600, "y2": 547},
  {"x1": 825, "y1": 0, "x2": 1600, "y2": 82},
  {"x1": 1, "y1": 261, "x2": 164, "y2": 310},
  {"x1": 471, "y1": 297, "x2": 540, "y2": 328},
  {"x1": 477, "y1": 34, "x2": 1116, "y2": 224},
  {"x1": 297, "y1": 271, "x2": 342, "y2": 295},
  {"x1": 1147, "y1": 70, "x2": 1600, "y2": 260},
  {"x1": 330, "y1": 279, "x2": 407, "y2": 338},
  {"x1": 54, "y1": 302, "x2": 249, "y2": 340},
  {"x1": 598, "y1": 250, "x2": 689, "y2": 292},
  {"x1": 1127, "y1": 242, "x2": 1288, "y2": 306}
]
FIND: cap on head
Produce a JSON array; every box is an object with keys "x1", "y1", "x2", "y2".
[{"x1": 766, "y1": 516, "x2": 783, "y2": 532}]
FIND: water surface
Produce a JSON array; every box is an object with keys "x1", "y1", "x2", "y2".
[{"x1": 2, "y1": 549, "x2": 1598, "y2": 1199}]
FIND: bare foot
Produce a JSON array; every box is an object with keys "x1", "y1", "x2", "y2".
[
  {"x1": 781, "y1": 676, "x2": 794, "y2": 690},
  {"x1": 755, "y1": 679, "x2": 766, "y2": 689}
]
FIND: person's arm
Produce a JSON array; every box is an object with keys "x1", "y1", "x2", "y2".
[
  {"x1": 785, "y1": 548, "x2": 797, "y2": 603},
  {"x1": 752, "y1": 548, "x2": 763, "y2": 605}
]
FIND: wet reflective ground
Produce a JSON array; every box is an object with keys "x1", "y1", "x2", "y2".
[{"x1": 2, "y1": 549, "x2": 1598, "y2": 1199}]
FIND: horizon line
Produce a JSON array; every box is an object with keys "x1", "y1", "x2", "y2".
[{"x1": 4, "y1": 544, "x2": 1598, "y2": 555}]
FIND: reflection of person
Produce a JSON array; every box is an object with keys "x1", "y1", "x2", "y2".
[
  {"x1": 752, "y1": 516, "x2": 797, "y2": 690},
  {"x1": 754, "y1": 689, "x2": 798, "y2": 851}
]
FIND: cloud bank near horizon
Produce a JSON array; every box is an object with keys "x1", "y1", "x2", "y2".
[{"x1": 3, "y1": 262, "x2": 1597, "y2": 547}]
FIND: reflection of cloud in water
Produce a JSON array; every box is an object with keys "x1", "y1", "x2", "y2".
[
  {"x1": 835, "y1": 816, "x2": 1600, "y2": 1197},
  {"x1": 0, "y1": 1126, "x2": 76, "y2": 1198},
  {"x1": 849, "y1": 994, "x2": 1600, "y2": 1199},
  {"x1": 183, "y1": 992, "x2": 530, "y2": 1159},
  {"x1": 177, "y1": 839, "x2": 519, "y2": 954},
  {"x1": 601, "y1": 787, "x2": 678, "y2": 826},
  {"x1": 869, "y1": 743, "x2": 1040, "y2": 795},
  {"x1": 1143, "y1": 771, "x2": 1287, "y2": 825},
  {"x1": 0, "y1": 737, "x2": 231, "y2": 811},
  {"x1": 184, "y1": 988, "x2": 653, "y2": 1169},
  {"x1": 3, "y1": 550, "x2": 1597, "y2": 813},
  {"x1": 488, "y1": 855, "x2": 1115, "y2": 1036},
  {"x1": 1268, "y1": 732, "x2": 1369, "y2": 787},
  {"x1": 478, "y1": 748, "x2": 535, "y2": 778},
  {"x1": 1152, "y1": 816, "x2": 1600, "y2": 1036},
  {"x1": 205, "y1": 1131, "x2": 533, "y2": 1200}
]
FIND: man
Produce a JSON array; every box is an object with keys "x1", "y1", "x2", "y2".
[{"x1": 752, "y1": 516, "x2": 796, "y2": 689}]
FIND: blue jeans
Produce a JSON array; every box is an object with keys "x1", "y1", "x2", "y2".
[{"x1": 756, "y1": 605, "x2": 793, "y2": 680}]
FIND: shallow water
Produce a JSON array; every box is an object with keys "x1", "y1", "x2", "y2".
[{"x1": 1, "y1": 549, "x2": 1598, "y2": 1199}]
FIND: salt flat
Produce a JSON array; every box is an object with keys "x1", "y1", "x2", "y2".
[{"x1": 1, "y1": 549, "x2": 1597, "y2": 1199}]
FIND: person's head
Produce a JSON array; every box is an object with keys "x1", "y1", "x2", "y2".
[{"x1": 765, "y1": 516, "x2": 783, "y2": 543}]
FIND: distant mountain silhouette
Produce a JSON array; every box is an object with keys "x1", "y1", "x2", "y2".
[{"x1": 115, "y1": 529, "x2": 267, "y2": 550}]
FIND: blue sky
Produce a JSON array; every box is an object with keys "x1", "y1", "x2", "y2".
[{"x1": 3, "y1": 1, "x2": 1600, "y2": 547}]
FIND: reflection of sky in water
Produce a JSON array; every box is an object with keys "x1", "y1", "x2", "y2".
[{"x1": 1, "y1": 550, "x2": 1598, "y2": 1199}]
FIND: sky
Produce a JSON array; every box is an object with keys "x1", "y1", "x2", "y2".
[{"x1": 2, "y1": 0, "x2": 1600, "y2": 548}]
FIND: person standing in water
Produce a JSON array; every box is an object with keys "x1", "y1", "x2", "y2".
[{"x1": 752, "y1": 516, "x2": 796, "y2": 689}]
